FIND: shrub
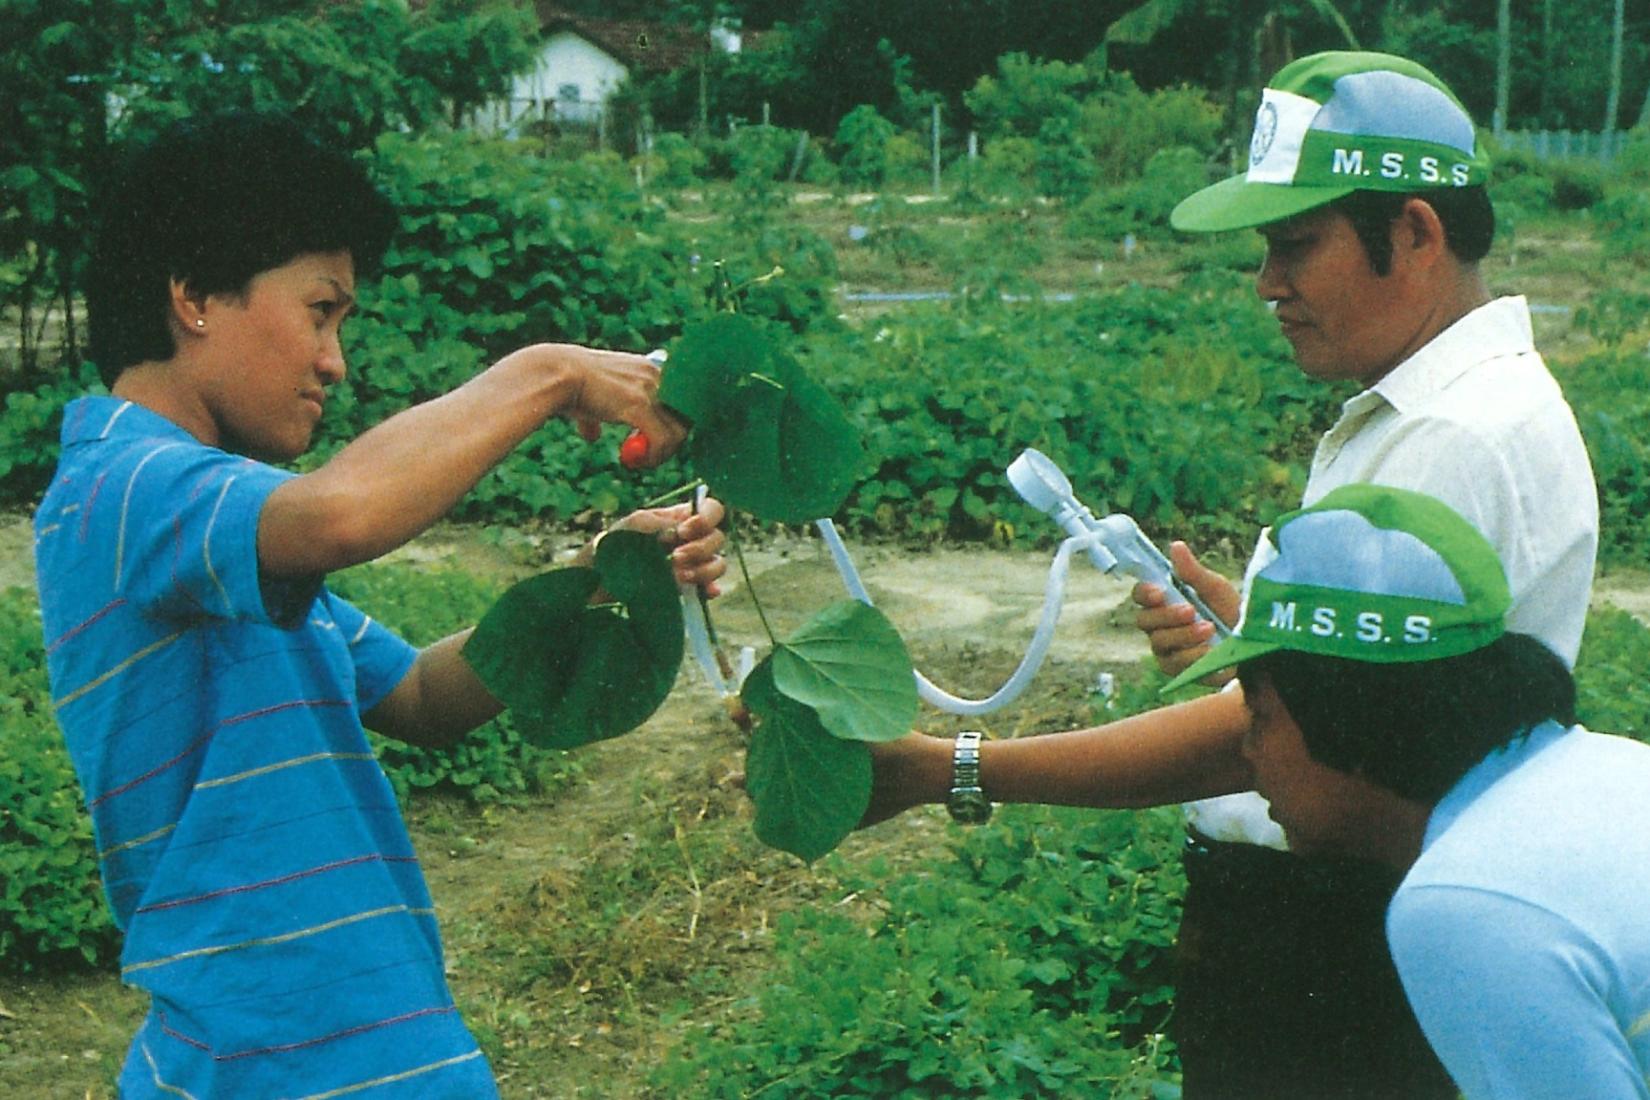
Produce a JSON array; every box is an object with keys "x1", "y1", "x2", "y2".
[
  {"x1": 1493, "y1": 171, "x2": 1556, "y2": 217},
  {"x1": 975, "y1": 134, "x2": 1038, "y2": 196},
  {"x1": 836, "y1": 104, "x2": 897, "y2": 189},
  {"x1": 1575, "y1": 607, "x2": 1650, "y2": 744},
  {"x1": 1077, "y1": 77, "x2": 1224, "y2": 186},
  {"x1": 813, "y1": 279, "x2": 1326, "y2": 546},
  {"x1": 730, "y1": 125, "x2": 801, "y2": 184},
  {"x1": 1126, "y1": 147, "x2": 1212, "y2": 226},
  {"x1": 963, "y1": 52, "x2": 1094, "y2": 140},
  {"x1": 1559, "y1": 289, "x2": 1650, "y2": 566},
  {"x1": 1071, "y1": 188, "x2": 1136, "y2": 241},
  {"x1": 1033, "y1": 113, "x2": 1097, "y2": 201},
  {"x1": 0, "y1": 360, "x2": 104, "y2": 505},
  {"x1": 358, "y1": 130, "x2": 695, "y2": 372},
  {"x1": 883, "y1": 130, "x2": 930, "y2": 187},
  {"x1": 0, "y1": 587, "x2": 120, "y2": 971},
  {"x1": 644, "y1": 131, "x2": 706, "y2": 190},
  {"x1": 1547, "y1": 159, "x2": 1607, "y2": 211},
  {"x1": 856, "y1": 198, "x2": 944, "y2": 269},
  {"x1": 1612, "y1": 132, "x2": 1650, "y2": 184},
  {"x1": 1072, "y1": 145, "x2": 1212, "y2": 239},
  {"x1": 1594, "y1": 190, "x2": 1650, "y2": 268},
  {"x1": 1486, "y1": 143, "x2": 1605, "y2": 214}
]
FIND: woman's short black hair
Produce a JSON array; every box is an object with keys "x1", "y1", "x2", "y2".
[
  {"x1": 1235, "y1": 632, "x2": 1576, "y2": 804},
  {"x1": 1334, "y1": 185, "x2": 1496, "y2": 275},
  {"x1": 86, "y1": 111, "x2": 398, "y2": 386}
]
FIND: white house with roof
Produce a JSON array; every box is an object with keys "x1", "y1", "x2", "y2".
[{"x1": 472, "y1": 5, "x2": 742, "y2": 135}]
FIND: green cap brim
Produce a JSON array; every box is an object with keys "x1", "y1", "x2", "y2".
[
  {"x1": 1171, "y1": 174, "x2": 1358, "y2": 233},
  {"x1": 1159, "y1": 636, "x2": 1282, "y2": 694}
]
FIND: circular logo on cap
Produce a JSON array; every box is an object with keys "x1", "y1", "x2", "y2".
[{"x1": 1250, "y1": 102, "x2": 1279, "y2": 166}]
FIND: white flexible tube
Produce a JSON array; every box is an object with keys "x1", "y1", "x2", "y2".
[
  {"x1": 681, "y1": 484, "x2": 753, "y2": 696},
  {"x1": 682, "y1": 582, "x2": 738, "y2": 695},
  {"x1": 816, "y1": 518, "x2": 1097, "y2": 716},
  {"x1": 679, "y1": 511, "x2": 1093, "y2": 713}
]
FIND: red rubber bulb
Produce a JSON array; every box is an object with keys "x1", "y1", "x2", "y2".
[{"x1": 619, "y1": 431, "x2": 650, "y2": 469}]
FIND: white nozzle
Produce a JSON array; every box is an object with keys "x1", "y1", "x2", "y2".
[
  {"x1": 1008, "y1": 448, "x2": 1115, "y2": 574},
  {"x1": 1006, "y1": 448, "x2": 1074, "y2": 515}
]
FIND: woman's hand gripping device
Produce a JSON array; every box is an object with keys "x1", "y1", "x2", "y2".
[{"x1": 1006, "y1": 448, "x2": 1231, "y2": 638}]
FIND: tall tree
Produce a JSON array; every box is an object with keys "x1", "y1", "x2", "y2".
[{"x1": 0, "y1": 0, "x2": 538, "y2": 380}]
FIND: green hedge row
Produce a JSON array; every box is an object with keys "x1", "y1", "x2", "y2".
[{"x1": 816, "y1": 275, "x2": 1332, "y2": 548}]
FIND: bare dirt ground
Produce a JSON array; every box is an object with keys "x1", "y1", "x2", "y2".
[{"x1": 3, "y1": 517, "x2": 1647, "y2": 1097}]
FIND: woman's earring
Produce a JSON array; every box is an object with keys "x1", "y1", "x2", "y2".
[{"x1": 194, "y1": 319, "x2": 206, "y2": 328}]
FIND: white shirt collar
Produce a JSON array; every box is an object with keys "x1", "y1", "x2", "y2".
[{"x1": 1368, "y1": 296, "x2": 1534, "y2": 415}]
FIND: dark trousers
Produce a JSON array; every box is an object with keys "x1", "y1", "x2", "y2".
[{"x1": 1172, "y1": 831, "x2": 1458, "y2": 1100}]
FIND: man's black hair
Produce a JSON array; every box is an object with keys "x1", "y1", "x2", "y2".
[
  {"x1": 1235, "y1": 632, "x2": 1575, "y2": 804},
  {"x1": 1333, "y1": 185, "x2": 1496, "y2": 276},
  {"x1": 86, "y1": 111, "x2": 398, "y2": 387}
]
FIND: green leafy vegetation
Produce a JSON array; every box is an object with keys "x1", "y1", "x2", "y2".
[
  {"x1": 319, "y1": 559, "x2": 584, "y2": 806},
  {"x1": 1575, "y1": 608, "x2": 1650, "y2": 744},
  {"x1": 743, "y1": 600, "x2": 918, "y2": 859},
  {"x1": 0, "y1": 586, "x2": 119, "y2": 971},
  {"x1": 821, "y1": 278, "x2": 1331, "y2": 546},
  {"x1": 462, "y1": 531, "x2": 684, "y2": 750},
  {"x1": 742, "y1": 656, "x2": 875, "y2": 862},
  {"x1": 655, "y1": 803, "x2": 1186, "y2": 1098},
  {"x1": 1557, "y1": 290, "x2": 1650, "y2": 565},
  {"x1": 663, "y1": 312, "x2": 868, "y2": 524}
]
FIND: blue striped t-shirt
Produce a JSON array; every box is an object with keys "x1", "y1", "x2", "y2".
[{"x1": 35, "y1": 396, "x2": 498, "y2": 1098}]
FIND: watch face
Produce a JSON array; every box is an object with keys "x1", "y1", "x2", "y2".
[{"x1": 948, "y1": 788, "x2": 993, "y2": 825}]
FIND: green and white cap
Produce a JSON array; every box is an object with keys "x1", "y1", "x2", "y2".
[
  {"x1": 1161, "y1": 484, "x2": 1510, "y2": 692},
  {"x1": 1172, "y1": 51, "x2": 1490, "y2": 233}
]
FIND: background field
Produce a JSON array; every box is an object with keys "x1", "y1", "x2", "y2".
[{"x1": 6, "y1": 4, "x2": 1650, "y2": 1095}]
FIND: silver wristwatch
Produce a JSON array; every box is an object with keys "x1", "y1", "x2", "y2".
[{"x1": 946, "y1": 730, "x2": 993, "y2": 825}]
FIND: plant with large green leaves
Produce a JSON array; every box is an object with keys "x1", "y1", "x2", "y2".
[
  {"x1": 462, "y1": 530, "x2": 685, "y2": 751},
  {"x1": 659, "y1": 303, "x2": 919, "y2": 861},
  {"x1": 459, "y1": 287, "x2": 918, "y2": 862},
  {"x1": 660, "y1": 311, "x2": 865, "y2": 524}
]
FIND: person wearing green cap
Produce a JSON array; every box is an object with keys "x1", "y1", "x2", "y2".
[
  {"x1": 1164, "y1": 483, "x2": 1650, "y2": 1099},
  {"x1": 862, "y1": 50, "x2": 1599, "y2": 1098},
  {"x1": 1133, "y1": 48, "x2": 1599, "y2": 1099}
]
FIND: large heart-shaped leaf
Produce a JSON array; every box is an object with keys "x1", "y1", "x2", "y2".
[
  {"x1": 461, "y1": 531, "x2": 683, "y2": 750},
  {"x1": 771, "y1": 601, "x2": 916, "y2": 744},
  {"x1": 660, "y1": 312, "x2": 865, "y2": 524},
  {"x1": 742, "y1": 656, "x2": 872, "y2": 862}
]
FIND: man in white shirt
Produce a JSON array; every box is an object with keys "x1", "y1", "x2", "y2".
[
  {"x1": 862, "y1": 50, "x2": 1597, "y2": 1098},
  {"x1": 1143, "y1": 50, "x2": 1598, "y2": 1099}
]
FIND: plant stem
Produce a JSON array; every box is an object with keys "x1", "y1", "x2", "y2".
[
  {"x1": 730, "y1": 527, "x2": 778, "y2": 648},
  {"x1": 640, "y1": 478, "x2": 705, "y2": 510}
]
